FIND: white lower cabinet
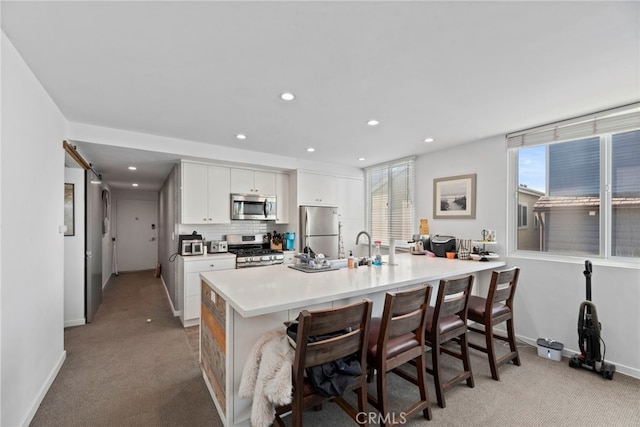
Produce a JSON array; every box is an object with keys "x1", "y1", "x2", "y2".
[{"x1": 177, "y1": 254, "x2": 236, "y2": 327}]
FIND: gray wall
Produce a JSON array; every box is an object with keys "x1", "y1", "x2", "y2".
[{"x1": 158, "y1": 165, "x2": 179, "y2": 311}]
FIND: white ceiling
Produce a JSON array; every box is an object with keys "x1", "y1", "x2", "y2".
[{"x1": 3, "y1": 1, "x2": 639, "y2": 190}]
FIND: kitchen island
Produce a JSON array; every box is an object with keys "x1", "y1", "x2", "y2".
[{"x1": 199, "y1": 253, "x2": 505, "y2": 426}]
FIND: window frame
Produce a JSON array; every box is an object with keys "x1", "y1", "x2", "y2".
[
  {"x1": 364, "y1": 157, "x2": 416, "y2": 246},
  {"x1": 508, "y1": 130, "x2": 639, "y2": 264}
]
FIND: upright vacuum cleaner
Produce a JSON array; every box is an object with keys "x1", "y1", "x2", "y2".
[{"x1": 569, "y1": 260, "x2": 615, "y2": 380}]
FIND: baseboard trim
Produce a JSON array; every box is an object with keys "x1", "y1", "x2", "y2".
[
  {"x1": 64, "y1": 318, "x2": 86, "y2": 328},
  {"x1": 160, "y1": 274, "x2": 179, "y2": 317},
  {"x1": 21, "y1": 350, "x2": 67, "y2": 427},
  {"x1": 517, "y1": 333, "x2": 639, "y2": 380}
]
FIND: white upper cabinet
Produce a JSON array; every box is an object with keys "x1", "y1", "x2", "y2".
[
  {"x1": 275, "y1": 173, "x2": 290, "y2": 224},
  {"x1": 181, "y1": 163, "x2": 209, "y2": 224},
  {"x1": 298, "y1": 172, "x2": 338, "y2": 206},
  {"x1": 181, "y1": 162, "x2": 230, "y2": 224},
  {"x1": 230, "y1": 168, "x2": 276, "y2": 195},
  {"x1": 337, "y1": 176, "x2": 364, "y2": 220}
]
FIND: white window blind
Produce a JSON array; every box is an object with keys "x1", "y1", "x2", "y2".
[
  {"x1": 507, "y1": 103, "x2": 640, "y2": 148},
  {"x1": 365, "y1": 157, "x2": 415, "y2": 244}
]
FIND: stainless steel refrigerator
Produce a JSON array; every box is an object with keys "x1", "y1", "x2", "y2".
[{"x1": 300, "y1": 206, "x2": 339, "y2": 259}]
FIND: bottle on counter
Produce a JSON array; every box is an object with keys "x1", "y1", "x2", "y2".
[
  {"x1": 373, "y1": 241, "x2": 383, "y2": 266},
  {"x1": 348, "y1": 250, "x2": 354, "y2": 269}
]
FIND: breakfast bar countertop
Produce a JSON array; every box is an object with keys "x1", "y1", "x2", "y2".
[{"x1": 200, "y1": 253, "x2": 505, "y2": 318}]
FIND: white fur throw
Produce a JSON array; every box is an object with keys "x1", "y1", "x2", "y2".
[{"x1": 239, "y1": 329, "x2": 295, "y2": 427}]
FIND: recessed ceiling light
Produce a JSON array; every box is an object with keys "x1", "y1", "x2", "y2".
[
  {"x1": 367, "y1": 119, "x2": 380, "y2": 126},
  {"x1": 307, "y1": 148, "x2": 315, "y2": 152},
  {"x1": 358, "y1": 157, "x2": 366, "y2": 161},
  {"x1": 424, "y1": 137, "x2": 435, "y2": 143},
  {"x1": 128, "y1": 166, "x2": 137, "y2": 170},
  {"x1": 132, "y1": 183, "x2": 139, "y2": 187},
  {"x1": 236, "y1": 134, "x2": 247, "y2": 140},
  {"x1": 280, "y1": 92, "x2": 295, "y2": 101}
]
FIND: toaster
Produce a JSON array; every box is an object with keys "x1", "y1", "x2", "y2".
[
  {"x1": 207, "y1": 240, "x2": 228, "y2": 253},
  {"x1": 178, "y1": 232, "x2": 204, "y2": 256}
]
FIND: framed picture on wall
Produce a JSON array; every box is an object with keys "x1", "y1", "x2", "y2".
[
  {"x1": 433, "y1": 174, "x2": 476, "y2": 219},
  {"x1": 64, "y1": 183, "x2": 74, "y2": 236}
]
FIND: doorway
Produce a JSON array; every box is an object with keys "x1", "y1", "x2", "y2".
[{"x1": 115, "y1": 199, "x2": 158, "y2": 272}]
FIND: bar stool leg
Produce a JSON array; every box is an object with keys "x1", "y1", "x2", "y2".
[{"x1": 485, "y1": 321, "x2": 500, "y2": 381}]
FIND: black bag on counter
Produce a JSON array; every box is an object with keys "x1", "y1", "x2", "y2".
[
  {"x1": 285, "y1": 322, "x2": 362, "y2": 397},
  {"x1": 430, "y1": 235, "x2": 456, "y2": 257}
]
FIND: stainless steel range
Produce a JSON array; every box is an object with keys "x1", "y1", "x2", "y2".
[{"x1": 226, "y1": 234, "x2": 284, "y2": 268}]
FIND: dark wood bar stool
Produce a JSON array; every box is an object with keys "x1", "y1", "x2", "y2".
[
  {"x1": 467, "y1": 267, "x2": 521, "y2": 381},
  {"x1": 274, "y1": 299, "x2": 373, "y2": 427},
  {"x1": 366, "y1": 285, "x2": 433, "y2": 426},
  {"x1": 425, "y1": 274, "x2": 475, "y2": 408}
]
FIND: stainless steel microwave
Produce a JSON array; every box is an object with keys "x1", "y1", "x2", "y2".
[{"x1": 230, "y1": 193, "x2": 277, "y2": 220}]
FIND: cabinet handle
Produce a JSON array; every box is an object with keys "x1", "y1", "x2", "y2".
[
  {"x1": 210, "y1": 264, "x2": 215, "y2": 267},
  {"x1": 203, "y1": 218, "x2": 207, "y2": 221}
]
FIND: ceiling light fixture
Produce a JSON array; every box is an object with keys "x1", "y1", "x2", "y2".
[
  {"x1": 367, "y1": 119, "x2": 380, "y2": 126},
  {"x1": 236, "y1": 134, "x2": 247, "y2": 140},
  {"x1": 424, "y1": 137, "x2": 435, "y2": 143},
  {"x1": 128, "y1": 166, "x2": 137, "y2": 170},
  {"x1": 307, "y1": 148, "x2": 315, "y2": 152},
  {"x1": 358, "y1": 157, "x2": 366, "y2": 161},
  {"x1": 280, "y1": 92, "x2": 295, "y2": 101},
  {"x1": 132, "y1": 183, "x2": 139, "y2": 187}
]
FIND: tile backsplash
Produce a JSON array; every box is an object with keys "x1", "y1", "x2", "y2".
[{"x1": 178, "y1": 221, "x2": 290, "y2": 242}]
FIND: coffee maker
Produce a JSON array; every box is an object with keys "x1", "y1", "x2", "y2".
[{"x1": 411, "y1": 234, "x2": 430, "y2": 252}]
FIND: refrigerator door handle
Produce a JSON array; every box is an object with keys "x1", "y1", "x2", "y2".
[{"x1": 305, "y1": 210, "x2": 309, "y2": 237}]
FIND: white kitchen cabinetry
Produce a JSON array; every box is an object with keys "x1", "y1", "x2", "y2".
[
  {"x1": 230, "y1": 168, "x2": 276, "y2": 195},
  {"x1": 177, "y1": 254, "x2": 236, "y2": 327},
  {"x1": 275, "y1": 173, "x2": 290, "y2": 224},
  {"x1": 181, "y1": 162, "x2": 230, "y2": 224},
  {"x1": 298, "y1": 172, "x2": 338, "y2": 206},
  {"x1": 337, "y1": 176, "x2": 365, "y2": 256}
]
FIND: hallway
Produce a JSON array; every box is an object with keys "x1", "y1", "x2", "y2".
[{"x1": 30, "y1": 270, "x2": 222, "y2": 426}]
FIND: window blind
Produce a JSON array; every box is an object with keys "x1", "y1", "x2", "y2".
[
  {"x1": 365, "y1": 157, "x2": 415, "y2": 243},
  {"x1": 507, "y1": 103, "x2": 640, "y2": 148}
]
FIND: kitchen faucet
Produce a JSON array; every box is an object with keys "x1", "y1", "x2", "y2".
[{"x1": 355, "y1": 231, "x2": 372, "y2": 259}]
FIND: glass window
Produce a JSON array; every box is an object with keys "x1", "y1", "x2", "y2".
[
  {"x1": 515, "y1": 131, "x2": 639, "y2": 258},
  {"x1": 365, "y1": 158, "x2": 415, "y2": 244},
  {"x1": 611, "y1": 130, "x2": 640, "y2": 257},
  {"x1": 518, "y1": 202, "x2": 528, "y2": 228}
]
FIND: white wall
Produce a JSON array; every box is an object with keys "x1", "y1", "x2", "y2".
[
  {"x1": 416, "y1": 136, "x2": 640, "y2": 378},
  {"x1": 1, "y1": 32, "x2": 68, "y2": 426},
  {"x1": 64, "y1": 168, "x2": 86, "y2": 327},
  {"x1": 416, "y1": 136, "x2": 508, "y2": 248}
]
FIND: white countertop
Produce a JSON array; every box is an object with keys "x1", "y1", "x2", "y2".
[{"x1": 200, "y1": 253, "x2": 505, "y2": 318}]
